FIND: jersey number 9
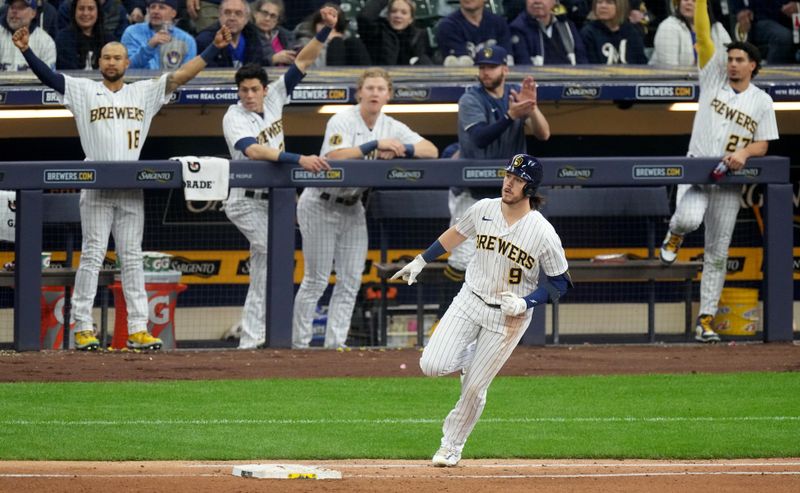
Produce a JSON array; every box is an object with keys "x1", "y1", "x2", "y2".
[{"x1": 509, "y1": 267, "x2": 522, "y2": 285}]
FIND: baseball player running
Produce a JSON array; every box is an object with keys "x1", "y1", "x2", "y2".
[
  {"x1": 222, "y1": 6, "x2": 335, "y2": 350},
  {"x1": 446, "y1": 45, "x2": 550, "y2": 309},
  {"x1": 393, "y1": 154, "x2": 571, "y2": 467},
  {"x1": 12, "y1": 25, "x2": 233, "y2": 351},
  {"x1": 292, "y1": 67, "x2": 438, "y2": 349},
  {"x1": 659, "y1": 0, "x2": 778, "y2": 343}
]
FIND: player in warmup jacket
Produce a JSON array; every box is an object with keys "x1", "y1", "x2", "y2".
[
  {"x1": 12, "y1": 24, "x2": 232, "y2": 351},
  {"x1": 222, "y1": 5, "x2": 335, "y2": 350},
  {"x1": 659, "y1": 0, "x2": 778, "y2": 343},
  {"x1": 292, "y1": 67, "x2": 438, "y2": 349},
  {"x1": 393, "y1": 154, "x2": 571, "y2": 467}
]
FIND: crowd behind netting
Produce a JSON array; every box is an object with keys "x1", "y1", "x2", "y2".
[{"x1": 0, "y1": 0, "x2": 797, "y2": 73}]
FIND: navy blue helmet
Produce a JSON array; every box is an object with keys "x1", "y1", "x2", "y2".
[{"x1": 505, "y1": 154, "x2": 543, "y2": 197}]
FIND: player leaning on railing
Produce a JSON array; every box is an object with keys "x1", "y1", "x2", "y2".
[{"x1": 658, "y1": 0, "x2": 779, "y2": 343}]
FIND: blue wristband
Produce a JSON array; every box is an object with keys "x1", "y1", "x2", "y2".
[
  {"x1": 421, "y1": 240, "x2": 446, "y2": 263},
  {"x1": 200, "y1": 44, "x2": 221, "y2": 64},
  {"x1": 358, "y1": 140, "x2": 378, "y2": 156},
  {"x1": 315, "y1": 26, "x2": 332, "y2": 43},
  {"x1": 404, "y1": 144, "x2": 415, "y2": 158},
  {"x1": 278, "y1": 152, "x2": 302, "y2": 164}
]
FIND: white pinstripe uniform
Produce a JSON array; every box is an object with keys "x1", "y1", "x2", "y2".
[
  {"x1": 59, "y1": 74, "x2": 172, "y2": 335},
  {"x1": 421, "y1": 197, "x2": 568, "y2": 456},
  {"x1": 222, "y1": 75, "x2": 291, "y2": 349},
  {"x1": 292, "y1": 105, "x2": 424, "y2": 349},
  {"x1": 669, "y1": 49, "x2": 778, "y2": 316}
]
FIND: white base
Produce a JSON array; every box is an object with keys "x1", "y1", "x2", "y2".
[{"x1": 232, "y1": 464, "x2": 342, "y2": 480}]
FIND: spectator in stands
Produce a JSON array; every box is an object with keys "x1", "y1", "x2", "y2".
[
  {"x1": 185, "y1": 0, "x2": 219, "y2": 33},
  {"x1": 357, "y1": 0, "x2": 433, "y2": 65},
  {"x1": 436, "y1": 0, "x2": 513, "y2": 66},
  {"x1": 0, "y1": 0, "x2": 55, "y2": 70},
  {"x1": 649, "y1": 0, "x2": 730, "y2": 66},
  {"x1": 251, "y1": 0, "x2": 295, "y2": 66},
  {"x1": 294, "y1": 2, "x2": 371, "y2": 67},
  {"x1": 55, "y1": 0, "x2": 108, "y2": 69},
  {"x1": 121, "y1": 0, "x2": 196, "y2": 69},
  {"x1": 58, "y1": 0, "x2": 129, "y2": 42},
  {"x1": 581, "y1": 0, "x2": 647, "y2": 64},
  {"x1": 561, "y1": 0, "x2": 591, "y2": 29},
  {"x1": 196, "y1": 0, "x2": 263, "y2": 67},
  {"x1": 510, "y1": 0, "x2": 588, "y2": 65},
  {"x1": 31, "y1": 0, "x2": 57, "y2": 38},
  {"x1": 732, "y1": 0, "x2": 797, "y2": 64},
  {"x1": 126, "y1": 0, "x2": 146, "y2": 24}
]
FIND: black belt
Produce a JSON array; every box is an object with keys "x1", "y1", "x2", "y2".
[
  {"x1": 319, "y1": 192, "x2": 360, "y2": 206},
  {"x1": 244, "y1": 189, "x2": 269, "y2": 200},
  {"x1": 472, "y1": 290, "x2": 501, "y2": 309}
]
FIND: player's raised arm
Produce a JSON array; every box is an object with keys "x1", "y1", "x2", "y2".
[
  {"x1": 391, "y1": 226, "x2": 466, "y2": 285},
  {"x1": 694, "y1": 0, "x2": 714, "y2": 69},
  {"x1": 12, "y1": 27, "x2": 65, "y2": 94},
  {"x1": 293, "y1": 6, "x2": 338, "y2": 74},
  {"x1": 165, "y1": 25, "x2": 232, "y2": 94}
]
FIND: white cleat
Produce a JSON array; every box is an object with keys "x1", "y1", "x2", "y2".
[
  {"x1": 432, "y1": 446, "x2": 461, "y2": 467},
  {"x1": 659, "y1": 231, "x2": 683, "y2": 265}
]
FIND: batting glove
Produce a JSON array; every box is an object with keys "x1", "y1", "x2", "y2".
[
  {"x1": 391, "y1": 254, "x2": 427, "y2": 285},
  {"x1": 500, "y1": 291, "x2": 528, "y2": 317}
]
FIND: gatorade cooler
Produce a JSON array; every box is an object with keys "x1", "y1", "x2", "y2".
[
  {"x1": 110, "y1": 270, "x2": 186, "y2": 349},
  {"x1": 40, "y1": 285, "x2": 74, "y2": 349},
  {"x1": 713, "y1": 287, "x2": 759, "y2": 336}
]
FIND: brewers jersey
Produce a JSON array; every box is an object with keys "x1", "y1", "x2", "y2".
[
  {"x1": 59, "y1": 74, "x2": 172, "y2": 161},
  {"x1": 318, "y1": 104, "x2": 424, "y2": 197},
  {"x1": 688, "y1": 50, "x2": 779, "y2": 158},
  {"x1": 456, "y1": 198, "x2": 568, "y2": 305}
]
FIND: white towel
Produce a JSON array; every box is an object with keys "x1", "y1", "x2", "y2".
[
  {"x1": 0, "y1": 190, "x2": 15, "y2": 243},
  {"x1": 174, "y1": 156, "x2": 230, "y2": 201}
]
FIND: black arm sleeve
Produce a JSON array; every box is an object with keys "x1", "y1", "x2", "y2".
[
  {"x1": 22, "y1": 48, "x2": 65, "y2": 94},
  {"x1": 466, "y1": 116, "x2": 514, "y2": 149}
]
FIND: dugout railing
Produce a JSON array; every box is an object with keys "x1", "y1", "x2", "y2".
[{"x1": 0, "y1": 156, "x2": 792, "y2": 351}]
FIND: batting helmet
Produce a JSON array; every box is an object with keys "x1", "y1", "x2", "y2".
[{"x1": 505, "y1": 153, "x2": 543, "y2": 197}]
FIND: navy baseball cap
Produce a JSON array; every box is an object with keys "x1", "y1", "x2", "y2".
[
  {"x1": 474, "y1": 46, "x2": 508, "y2": 66},
  {"x1": 15, "y1": 0, "x2": 38, "y2": 9},
  {"x1": 147, "y1": 0, "x2": 178, "y2": 10},
  {"x1": 505, "y1": 154, "x2": 543, "y2": 189}
]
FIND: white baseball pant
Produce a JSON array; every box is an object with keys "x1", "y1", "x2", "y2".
[
  {"x1": 668, "y1": 183, "x2": 741, "y2": 315},
  {"x1": 224, "y1": 196, "x2": 268, "y2": 349},
  {"x1": 71, "y1": 189, "x2": 148, "y2": 334},
  {"x1": 420, "y1": 284, "x2": 532, "y2": 453},
  {"x1": 292, "y1": 190, "x2": 368, "y2": 349}
]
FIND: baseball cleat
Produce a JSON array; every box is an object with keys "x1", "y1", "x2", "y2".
[
  {"x1": 695, "y1": 314, "x2": 721, "y2": 343},
  {"x1": 660, "y1": 231, "x2": 684, "y2": 265},
  {"x1": 74, "y1": 330, "x2": 99, "y2": 351},
  {"x1": 432, "y1": 446, "x2": 461, "y2": 467},
  {"x1": 127, "y1": 331, "x2": 163, "y2": 350}
]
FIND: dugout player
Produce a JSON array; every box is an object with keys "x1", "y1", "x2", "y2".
[
  {"x1": 12, "y1": 25, "x2": 233, "y2": 351},
  {"x1": 444, "y1": 45, "x2": 550, "y2": 311},
  {"x1": 291, "y1": 67, "x2": 439, "y2": 349},
  {"x1": 222, "y1": 6, "x2": 336, "y2": 350},
  {"x1": 659, "y1": 0, "x2": 778, "y2": 343},
  {"x1": 392, "y1": 153, "x2": 571, "y2": 467}
]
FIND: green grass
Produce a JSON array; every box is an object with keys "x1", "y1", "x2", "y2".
[{"x1": 0, "y1": 372, "x2": 798, "y2": 460}]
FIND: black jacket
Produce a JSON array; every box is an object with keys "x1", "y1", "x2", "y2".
[
  {"x1": 357, "y1": 0, "x2": 433, "y2": 65},
  {"x1": 580, "y1": 20, "x2": 647, "y2": 64},
  {"x1": 196, "y1": 22, "x2": 266, "y2": 67}
]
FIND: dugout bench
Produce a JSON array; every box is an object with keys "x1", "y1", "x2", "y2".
[{"x1": 373, "y1": 187, "x2": 703, "y2": 345}]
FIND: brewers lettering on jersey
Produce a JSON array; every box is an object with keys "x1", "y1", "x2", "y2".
[
  {"x1": 292, "y1": 67, "x2": 439, "y2": 349},
  {"x1": 12, "y1": 24, "x2": 232, "y2": 351},
  {"x1": 392, "y1": 154, "x2": 571, "y2": 468},
  {"x1": 659, "y1": 0, "x2": 778, "y2": 343},
  {"x1": 221, "y1": 6, "x2": 335, "y2": 350}
]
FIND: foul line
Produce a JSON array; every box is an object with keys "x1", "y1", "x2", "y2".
[{"x1": 2, "y1": 416, "x2": 799, "y2": 426}]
